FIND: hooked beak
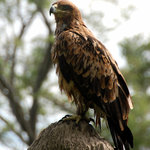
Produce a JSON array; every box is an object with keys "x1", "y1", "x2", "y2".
[{"x1": 49, "y1": 4, "x2": 57, "y2": 16}]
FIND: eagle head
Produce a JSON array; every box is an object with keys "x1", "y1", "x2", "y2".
[{"x1": 50, "y1": 0, "x2": 82, "y2": 24}]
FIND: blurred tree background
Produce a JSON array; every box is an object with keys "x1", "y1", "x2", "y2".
[
  {"x1": 119, "y1": 35, "x2": 150, "y2": 150},
  {"x1": 0, "y1": 0, "x2": 150, "y2": 150}
]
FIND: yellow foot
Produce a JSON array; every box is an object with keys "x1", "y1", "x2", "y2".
[{"x1": 62, "y1": 115, "x2": 94, "y2": 124}]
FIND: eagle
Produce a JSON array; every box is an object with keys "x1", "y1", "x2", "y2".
[{"x1": 50, "y1": 0, "x2": 133, "y2": 149}]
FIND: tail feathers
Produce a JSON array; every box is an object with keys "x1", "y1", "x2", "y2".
[{"x1": 107, "y1": 117, "x2": 133, "y2": 150}]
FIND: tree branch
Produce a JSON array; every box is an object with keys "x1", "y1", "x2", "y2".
[
  {"x1": 29, "y1": 42, "x2": 53, "y2": 138},
  {"x1": 28, "y1": 118, "x2": 114, "y2": 150},
  {"x1": 0, "y1": 74, "x2": 34, "y2": 145},
  {"x1": 10, "y1": 12, "x2": 36, "y2": 85},
  {"x1": 28, "y1": 6, "x2": 55, "y2": 139},
  {"x1": 38, "y1": 8, "x2": 52, "y2": 35},
  {"x1": 0, "y1": 115, "x2": 28, "y2": 145}
]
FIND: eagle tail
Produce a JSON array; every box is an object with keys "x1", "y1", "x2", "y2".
[{"x1": 107, "y1": 117, "x2": 133, "y2": 150}]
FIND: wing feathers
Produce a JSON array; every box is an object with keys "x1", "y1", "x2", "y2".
[
  {"x1": 53, "y1": 30, "x2": 133, "y2": 149},
  {"x1": 54, "y1": 31, "x2": 131, "y2": 106}
]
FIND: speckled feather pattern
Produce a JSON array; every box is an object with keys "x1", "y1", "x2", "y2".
[
  {"x1": 51, "y1": 0, "x2": 133, "y2": 149},
  {"x1": 52, "y1": 29, "x2": 132, "y2": 125}
]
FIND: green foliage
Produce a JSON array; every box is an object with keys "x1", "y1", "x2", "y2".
[
  {"x1": 119, "y1": 35, "x2": 150, "y2": 150},
  {"x1": 17, "y1": 42, "x2": 47, "y2": 89},
  {"x1": 0, "y1": 0, "x2": 55, "y2": 148}
]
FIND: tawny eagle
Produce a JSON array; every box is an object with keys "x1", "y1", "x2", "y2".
[{"x1": 50, "y1": 0, "x2": 133, "y2": 149}]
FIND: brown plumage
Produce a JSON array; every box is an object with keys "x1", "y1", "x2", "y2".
[{"x1": 50, "y1": 0, "x2": 133, "y2": 149}]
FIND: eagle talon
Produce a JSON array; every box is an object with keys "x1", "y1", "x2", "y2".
[
  {"x1": 62, "y1": 114, "x2": 72, "y2": 119},
  {"x1": 62, "y1": 115, "x2": 82, "y2": 124}
]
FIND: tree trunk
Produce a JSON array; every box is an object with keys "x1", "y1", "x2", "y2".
[{"x1": 28, "y1": 116, "x2": 114, "y2": 150}]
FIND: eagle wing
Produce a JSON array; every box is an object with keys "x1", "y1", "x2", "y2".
[
  {"x1": 53, "y1": 30, "x2": 133, "y2": 149},
  {"x1": 54, "y1": 30, "x2": 132, "y2": 109}
]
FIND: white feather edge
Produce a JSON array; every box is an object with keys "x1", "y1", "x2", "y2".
[{"x1": 127, "y1": 96, "x2": 133, "y2": 109}]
